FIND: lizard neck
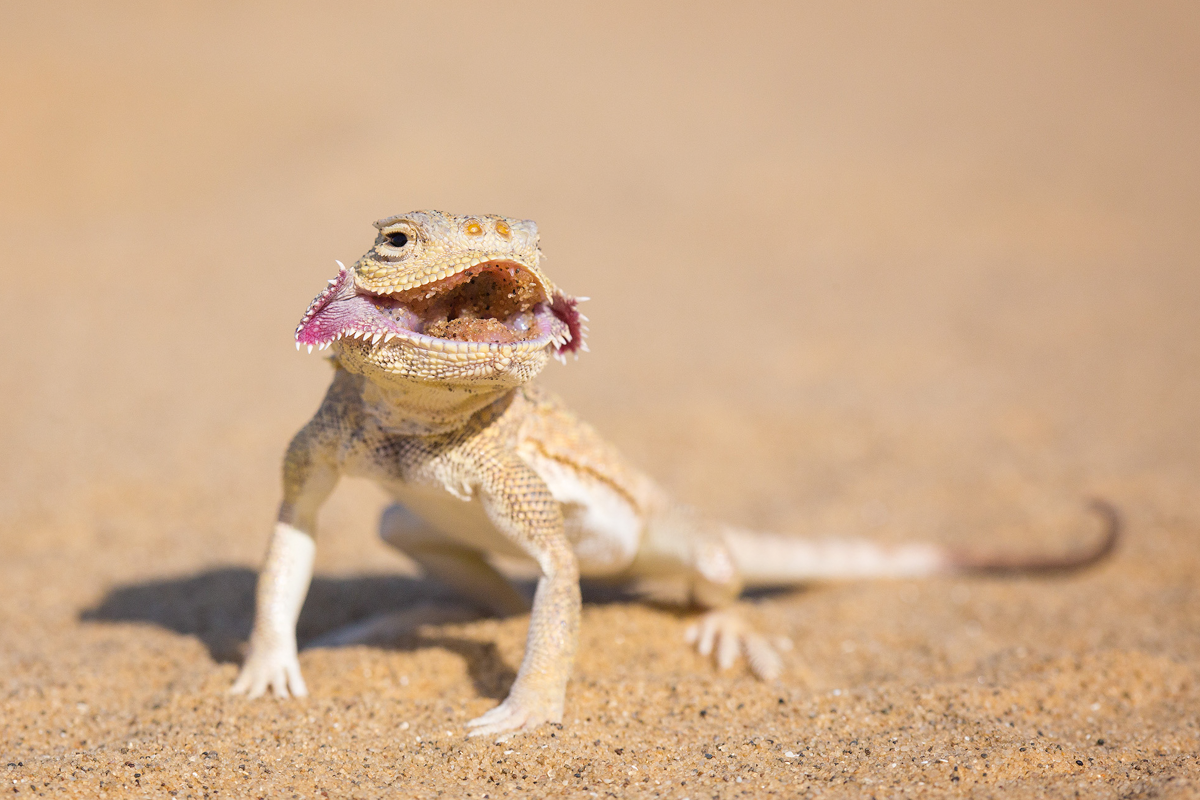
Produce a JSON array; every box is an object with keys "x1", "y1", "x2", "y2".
[{"x1": 360, "y1": 375, "x2": 516, "y2": 436}]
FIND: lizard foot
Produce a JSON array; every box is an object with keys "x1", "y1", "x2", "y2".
[
  {"x1": 685, "y1": 609, "x2": 783, "y2": 680},
  {"x1": 305, "y1": 601, "x2": 480, "y2": 649},
  {"x1": 466, "y1": 692, "x2": 563, "y2": 741},
  {"x1": 229, "y1": 642, "x2": 307, "y2": 699}
]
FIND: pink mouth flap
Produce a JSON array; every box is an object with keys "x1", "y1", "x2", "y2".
[
  {"x1": 295, "y1": 265, "x2": 412, "y2": 347},
  {"x1": 550, "y1": 292, "x2": 585, "y2": 354},
  {"x1": 295, "y1": 264, "x2": 585, "y2": 354},
  {"x1": 296, "y1": 294, "x2": 392, "y2": 346}
]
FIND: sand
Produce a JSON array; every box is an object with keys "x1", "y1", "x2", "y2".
[{"x1": 2, "y1": 3, "x2": 1198, "y2": 797}]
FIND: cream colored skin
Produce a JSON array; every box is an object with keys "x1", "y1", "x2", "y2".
[{"x1": 230, "y1": 211, "x2": 1113, "y2": 739}]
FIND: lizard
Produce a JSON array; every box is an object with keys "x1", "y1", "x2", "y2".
[{"x1": 229, "y1": 209, "x2": 1119, "y2": 738}]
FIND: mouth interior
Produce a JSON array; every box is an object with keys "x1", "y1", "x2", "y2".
[{"x1": 373, "y1": 261, "x2": 547, "y2": 344}]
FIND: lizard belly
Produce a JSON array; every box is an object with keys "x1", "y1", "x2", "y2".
[
  {"x1": 347, "y1": 439, "x2": 641, "y2": 576},
  {"x1": 523, "y1": 453, "x2": 642, "y2": 577}
]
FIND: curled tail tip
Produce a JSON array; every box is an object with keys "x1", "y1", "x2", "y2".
[
  {"x1": 1084, "y1": 496, "x2": 1122, "y2": 560},
  {"x1": 949, "y1": 497, "x2": 1121, "y2": 576}
]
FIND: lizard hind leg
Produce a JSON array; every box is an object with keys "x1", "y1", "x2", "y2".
[
  {"x1": 378, "y1": 503, "x2": 531, "y2": 618},
  {"x1": 637, "y1": 509, "x2": 786, "y2": 681},
  {"x1": 687, "y1": 537, "x2": 784, "y2": 681},
  {"x1": 308, "y1": 504, "x2": 531, "y2": 650}
]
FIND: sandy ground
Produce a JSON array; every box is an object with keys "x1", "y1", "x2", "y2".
[{"x1": 2, "y1": 3, "x2": 1199, "y2": 798}]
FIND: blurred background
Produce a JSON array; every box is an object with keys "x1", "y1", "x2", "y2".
[
  {"x1": 3, "y1": 6, "x2": 1199, "y2": 793},
  {"x1": 1, "y1": 1, "x2": 1197, "y2": 628}
]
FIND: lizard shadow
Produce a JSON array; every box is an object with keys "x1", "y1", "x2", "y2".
[
  {"x1": 81, "y1": 568, "x2": 801, "y2": 701},
  {"x1": 78, "y1": 567, "x2": 781, "y2": 700},
  {"x1": 79, "y1": 566, "x2": 521, "y2": 700}
]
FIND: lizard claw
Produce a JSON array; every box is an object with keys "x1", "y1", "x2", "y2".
[
  {"x1": 685, "y1": 609, "x2": 783, "y2": 681},
  {"x1": 466, "y1": 691, "x2": 563, "y2": 741},
  {"x1": 229, "y1": 641, "x2": 308, "y2": 699}
]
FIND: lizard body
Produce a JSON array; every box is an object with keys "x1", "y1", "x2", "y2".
[{"x1": 231, "y1": 210, "x2": 1118, "y2": 738}]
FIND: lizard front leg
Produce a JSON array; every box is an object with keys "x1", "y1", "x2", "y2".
[
  {"x1": 461, "y1": 447, "x2": 580, "y2": 739},
  {"x1": 230, "y1": 422, "x2": 340, "y2": 698}
]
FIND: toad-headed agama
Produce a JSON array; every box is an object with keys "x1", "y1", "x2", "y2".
[{"x1": 229, "y1": 210, "x2": 1117, "y2": 738}]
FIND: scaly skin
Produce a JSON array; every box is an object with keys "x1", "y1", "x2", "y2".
[{"x1": 230, "y1": 210, "x2": 1120, "y2": 739}]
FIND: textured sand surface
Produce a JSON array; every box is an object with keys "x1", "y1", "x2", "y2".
[{"x1": 2, "y1": 3, "x2": 1198, "y2": 797}]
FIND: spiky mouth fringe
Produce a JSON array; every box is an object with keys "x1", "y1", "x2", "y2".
[{"x1": 295, "y1": 260, "x2": 587, "y2": 360}]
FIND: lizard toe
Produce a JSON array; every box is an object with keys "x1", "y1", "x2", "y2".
[
  {"x1": 466, "y1": 687, "x2": 563, "y2": 740},
  {"x1": 685, "y1": 609, "x2": 783, "y2": 681},
  {"x1": 230, "y1": 648, "x2": 307, "y2": 699},
  {"x1": 466, "y1": 699, "x2": 538, "y2": 740}
]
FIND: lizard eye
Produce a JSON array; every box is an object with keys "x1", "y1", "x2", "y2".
[{"x1": 385, "y1": 232, "x2": 409, "y2": 248}]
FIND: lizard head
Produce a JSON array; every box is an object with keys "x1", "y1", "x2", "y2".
[{"x1": 294, "y1": 210, "x2": 586, "y2": 387}]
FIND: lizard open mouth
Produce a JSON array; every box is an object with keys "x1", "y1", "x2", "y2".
[{"x1": 295, "y1": 260, "x2": 585, "y2": 358}]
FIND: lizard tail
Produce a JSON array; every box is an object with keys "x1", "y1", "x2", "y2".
[
  {"x1": 723, "y1": 498, "x2": 1120, "y2": 588},
  {"x1": 946, "y1": 498, "x2": 1120, "y2": 576}
]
